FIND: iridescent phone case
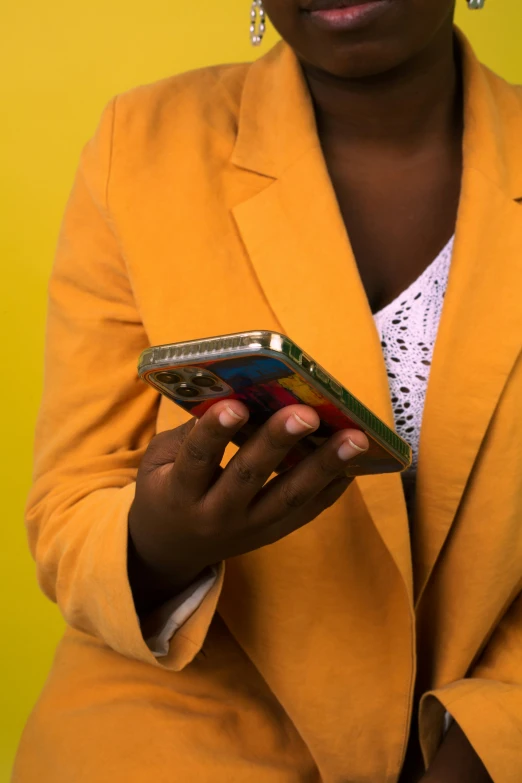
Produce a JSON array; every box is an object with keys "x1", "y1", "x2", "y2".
[{"x1": 138, "y1": 330, "x2": 412, "y2": 476}]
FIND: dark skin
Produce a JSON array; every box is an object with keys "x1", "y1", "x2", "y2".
[
  {"x1": 312, "y1": 35, "x2": 462, "y2": 313},
  {"x1": 264, "y1": 0, "x2": 462, "y2": 313},
  {"x1": 129, "y1": 0, "x2": 492, "y2": 780}
]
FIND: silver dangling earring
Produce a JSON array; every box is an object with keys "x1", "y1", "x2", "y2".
[
  {"x1": 468, "y1": 0, "x2": 485, "y2": 9},
  {"x1": 250, "y1": 0, "x2": 266, "y2": 47}
]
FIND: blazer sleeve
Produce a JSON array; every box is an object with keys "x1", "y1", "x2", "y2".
[
  {"x1": 420, "y1": 589, "x2": 522, "y2": 783},
  {"x1": 25, "y1": 99, "x2": 224, "y2": 671}
]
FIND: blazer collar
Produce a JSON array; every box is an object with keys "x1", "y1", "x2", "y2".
[
  {"x1": 231, "y1": 42, "x2": 318, "y2": 180},
  {"x1": 413, "y1": 34, "x2": 522, "y2": 602},
  {"x1": 458, "y1": 30, "x2": 522, "y2": 202}
]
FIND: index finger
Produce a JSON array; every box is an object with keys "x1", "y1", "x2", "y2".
[{"x1": 172, "y1": 400, "x2": 250, "y2": 500}]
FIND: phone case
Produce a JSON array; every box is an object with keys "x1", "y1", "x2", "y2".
[{"x1": 138, "y1": 331, "x2": 412, "y2": 476}]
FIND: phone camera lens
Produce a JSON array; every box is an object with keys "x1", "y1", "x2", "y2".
[
  {"x1": 156, "y1": 371, "x2": 182, "y2": 384},
  {"x1": 192, "y1": 374, "x2": 217, "y2": 388},
  {"x1": 211, "y1": 385, "x2": 224, "y2": 393},
  {"x1": 176, "y1": 384, "x2": 201, "y2": 398}
]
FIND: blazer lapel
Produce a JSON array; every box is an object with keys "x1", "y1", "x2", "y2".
[
  {"x1": 414, "y1": 37, "x2": 522, "y2": 602},
  {"x1": 231, "y1": 45, "x2": 414, "y2": 601}
]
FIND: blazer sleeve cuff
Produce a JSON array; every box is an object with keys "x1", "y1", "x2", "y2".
[
  {"x1": 141, "y1": 566, "x2": 220, "y2": 658},
  {"x1": 420, "y1": 678, "x2": 522, "y2": 783},
  {"x1": 56, "y1": 482, "x2": 224, "y2": 672}
]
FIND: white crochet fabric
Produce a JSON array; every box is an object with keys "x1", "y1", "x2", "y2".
[{"x1": 374, "y1": 236, "x2": 454, "y2": 473}]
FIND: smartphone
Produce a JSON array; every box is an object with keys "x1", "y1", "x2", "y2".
[{"x1": 138, "y1": 330, "x2": 412, "y2": 476}]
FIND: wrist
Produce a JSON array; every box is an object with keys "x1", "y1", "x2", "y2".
[{"x1": 127, "y1": 531, "x2": 209, "y2": 618}]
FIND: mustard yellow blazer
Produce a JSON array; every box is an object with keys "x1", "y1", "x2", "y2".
[{"x1": 14, "y1": 32, "x2": 522, "y2": 783}]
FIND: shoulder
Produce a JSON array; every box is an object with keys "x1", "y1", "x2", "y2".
[
  {"x1": 480, "y1": 66, "x2": 522, "y2": 188},
  {"x1": 78, "y1": 62, "x2": 253, "y2": 213},
  {"x1": 81, "y1": 61, "x2": 254, "y2": 208},
  {"x1": 480, "y1": 64, "x2": 522, "y2": 115},
  {"x1": 112, "y1": 61, "x2": 252, "y2": 148}
]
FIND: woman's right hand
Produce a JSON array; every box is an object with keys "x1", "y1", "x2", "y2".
[{"x1": 128, "y1": 400, "x2": 369, "y2": 616}]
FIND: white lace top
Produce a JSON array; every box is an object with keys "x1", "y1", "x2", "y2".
[{"x1": 374, "y1": 236, "x2": 454, "y2": 473}]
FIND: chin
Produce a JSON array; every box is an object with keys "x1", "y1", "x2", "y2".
[{"x1": 303, "y1": 39, "x2": 410, "y2": 79}]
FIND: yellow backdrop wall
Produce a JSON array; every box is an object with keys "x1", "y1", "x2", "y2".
[{"x1": 1, "y1": 1, "x2": 521, "y2": 778}]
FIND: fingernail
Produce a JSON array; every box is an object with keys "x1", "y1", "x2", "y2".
[
  {"x1": 338, "y1": 437, "x2": 369, "y2": 461},
  {"x1": 285, "y1": 413, "x2": 316, "y2": 435},
  {"x1": 219, "y1": 405, "x2": 245, "y2": 428}
]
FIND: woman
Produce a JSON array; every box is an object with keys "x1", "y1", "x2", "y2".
[{"x1": 13, "y1": 0, "x2": 522, "y2": 781}]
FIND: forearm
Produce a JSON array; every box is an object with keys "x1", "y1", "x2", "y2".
[{"x1": 421, "y1": 722, "x2": 492, "y2": 783}]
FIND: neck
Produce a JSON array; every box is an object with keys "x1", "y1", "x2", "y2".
[{"x1": 301, "y1": 23, "x2": 462, "y2": 151}]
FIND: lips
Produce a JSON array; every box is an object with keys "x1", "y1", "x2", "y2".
[
  {"x1": 302, "y1": 0, "x2": 392, "y2": 31},
  {"x1": 303, "y1": 0, "x2": 379, "y2": 10}
]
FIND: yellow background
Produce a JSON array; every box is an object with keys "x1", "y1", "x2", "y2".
[{"x1": 1, "y1": 1, "x2": 521, "y2": 778}]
